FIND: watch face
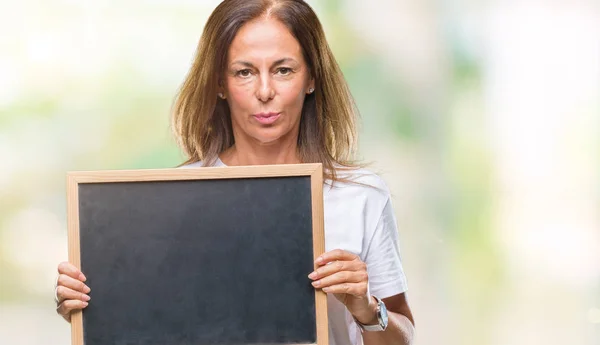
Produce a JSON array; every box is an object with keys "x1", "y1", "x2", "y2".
[{"x1": 379, "y1": 300, "x2": 389, "y2": 328}]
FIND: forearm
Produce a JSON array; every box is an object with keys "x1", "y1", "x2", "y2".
[{"x1": 361, "y1": 311, "x2": 415, "y2": 345}]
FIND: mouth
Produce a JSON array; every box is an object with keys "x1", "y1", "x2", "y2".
[{"x1": 252, "y1": 112, "x2": 281, "y2": 125}]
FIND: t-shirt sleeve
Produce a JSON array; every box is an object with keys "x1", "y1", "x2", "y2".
[{"x1": 364, "y1": 197, "x2": 408, "y2": 299}]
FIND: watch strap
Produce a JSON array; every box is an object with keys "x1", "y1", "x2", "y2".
[{"x1": 354, "y1": 296, "x2": 386, "y2": 332}]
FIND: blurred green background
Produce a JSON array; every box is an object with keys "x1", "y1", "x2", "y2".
[{"x1": 1, "y1": 0, "x2": 599, "y2": 344}]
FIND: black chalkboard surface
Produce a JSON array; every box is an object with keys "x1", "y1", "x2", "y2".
[{"x1": 66, "y1": 164, "x2": 328, "y2": 345}]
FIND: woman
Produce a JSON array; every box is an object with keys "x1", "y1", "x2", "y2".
[{"x1": 55, "y1": 1, "x2": 415, "y2": 344}]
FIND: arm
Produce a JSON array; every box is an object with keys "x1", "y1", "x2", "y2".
[
  {"x1": 358, "y1": 293, "x2": 415, "y2": 345},
  {"x1": 310, "y1": 250, "x2": 415, "y2": 345},
  {"x1": 310, "y1": 191, "x2": 414, "y2": 344}
]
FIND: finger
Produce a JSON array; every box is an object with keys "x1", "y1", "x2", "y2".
[
  {"x1": 321, "y1": 282, "x2": 368, "y2": 296},
  {"x1": 57, "y1": 262, "x2": 87, "y2": 282},
  {"x1": 56, "y1": 299, "x2": 89, "y2": 318},
  {"x1": 56, "y1": 286, "x2": 91, "y2": 305},
  {"x1": 315, "y1": 249, "x2": 359, "y2": 266},
  {"x1": 309, "y1": 259, "x2": 366, "y2": 280},
  {"x1": 57, "y1": 274, "x2": 91, "y2": 294},
  {"x1": 311, "y1": 270, "x2": 367, "y2": 289}
]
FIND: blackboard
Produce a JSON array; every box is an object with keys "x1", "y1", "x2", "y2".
[{"x1": 67, "y1": 164, "x2": 328, "y2": 345}]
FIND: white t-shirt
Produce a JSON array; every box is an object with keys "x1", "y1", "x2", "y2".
[{"x1": 183, "y1": 159, "x2": 408, "y2": 345}]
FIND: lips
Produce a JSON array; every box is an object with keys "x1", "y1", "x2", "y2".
[{"x1": 252, "y1": 112, "x2": 281, "y2": 125}]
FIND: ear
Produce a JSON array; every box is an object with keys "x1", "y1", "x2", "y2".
[
  {"x1": 306, "y1": 78, "x2": 315, "y2": 94},
  {"x1": 217, "y1": 80, "x2": 227, "y2": 99}
]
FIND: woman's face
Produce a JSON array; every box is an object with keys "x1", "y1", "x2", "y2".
[{"x1": 223, "y1": 17, "x2": 314, "y2": 146}]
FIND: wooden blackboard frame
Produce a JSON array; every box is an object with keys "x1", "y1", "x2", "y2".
[{"x1": 67, "y1": 163, "x2": 328, "y2": 345}]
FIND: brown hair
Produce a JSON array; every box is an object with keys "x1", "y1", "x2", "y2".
[{"x1": 171, "y1": 0, "x2": 361, "y2": 182}]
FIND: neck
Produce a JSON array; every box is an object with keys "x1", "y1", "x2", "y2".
[{"x1": 220, "y1": 136, "x2": 301, "y2": 166}]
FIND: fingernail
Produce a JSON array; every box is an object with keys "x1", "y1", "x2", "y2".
[
  {"x1": 315, "y1": 257, "x2": 323, "y2": 264},
  {"x1": 322, "y1": 287, "x2": 330, "y2": 292},
  {"x1": 312, "y1": 280, "x2": 320, "y2": 287},
  {"x1": 82, "y1": 302, "x2": 89, "y2": 307},
  {"x1": 308, "y1": 272, "x2": 317, "y2": 279},
  {"x1": 79, "y1": 273, "x2": 87, "y2": 282},
  {"x1": 83, "y1": 285, "x2": 91, "y2": 293},
  {"x1": 82, "y1": 295, "x2": 91, "y2": 301}
]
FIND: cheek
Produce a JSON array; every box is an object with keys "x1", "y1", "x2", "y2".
[
  {"x1": 226, "y1": 85, "x2": 254, "y2": 113},
  {"x1": 279, "y1": 83, "x2": 307, "y2": 108}
]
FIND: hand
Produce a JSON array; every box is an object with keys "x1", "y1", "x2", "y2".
[
  {"x1": 308, "y1": 249, "x2": 377, "y2": 325},
  {"x1": 55, "y1": 262, "x2": 91, "y2": 322}
]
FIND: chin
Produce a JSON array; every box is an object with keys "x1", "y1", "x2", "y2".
[
  {"x1": 252, "y1": 135, "x2": 284, "y2": 145},
  {"x1": 249, "y1": 129, "x2": 290, "y2": 145}
]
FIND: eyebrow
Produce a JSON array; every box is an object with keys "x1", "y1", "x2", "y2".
[{"x1": 230, "y1": 58, "x2": 298, "y2": 68}]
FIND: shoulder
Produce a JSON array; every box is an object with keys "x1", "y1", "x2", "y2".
[
  {"x1": 329, "y1": 167, "x2": 391, "y2": 198},
  {"x1": 325, "y1": 167, "x2": 392, "y2": 218},
  {"x1": 322, "y1": 167, "x2": 397, "y2": 261}
]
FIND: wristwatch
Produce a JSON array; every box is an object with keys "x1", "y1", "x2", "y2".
[{"x1": 354, "y1": 296, "x2": 388, "y2": 332}]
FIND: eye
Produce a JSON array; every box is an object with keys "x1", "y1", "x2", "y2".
[
  {"x1": 277, "y1": 67, "x2": 292, "y2": 76},
  {"x1": 236, "y1": 69, "x2": 252, "y2": 78}
]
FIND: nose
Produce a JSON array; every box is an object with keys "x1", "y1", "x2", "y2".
[{"x1": 256, "y1": 73, "x2": 275, "y2": 102}]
